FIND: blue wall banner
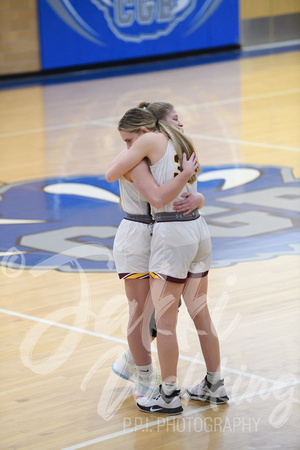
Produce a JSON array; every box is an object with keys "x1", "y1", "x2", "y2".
[{"x1": 38, "y1": 0, "x2": 240, "y2": 70}]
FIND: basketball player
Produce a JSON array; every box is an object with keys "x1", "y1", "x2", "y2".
[
  {"x1": 109, "y1": 103, "x2": 204, "y2": 397},
  {"x1": 111, "y1": 102, "x2": 205, "y2": 397},
  {"x1": 106, "y1": 107, "x2": 229, "y2": 415}
]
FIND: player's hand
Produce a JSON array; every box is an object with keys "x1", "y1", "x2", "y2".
[
  {"x1": 182, "y1": 153, "x2": 198, "y2": 177},
  {"x1": 173, "y1": 192, "x2": 205, "y2": 216}
]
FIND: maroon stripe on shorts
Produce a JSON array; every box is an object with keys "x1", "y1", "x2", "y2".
[{"x1": 187, "y1": 270, "x2": 209, "y2": 278}]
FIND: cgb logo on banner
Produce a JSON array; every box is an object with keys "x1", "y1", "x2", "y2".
[
  {"x1": 45, "y1": 0, "x2": 222, "y2": 43},
  {"x1": 0, "y1": 165, "x2": 299, "y2": 273},
  {"x1": 91, "y1": 0, "x2": 200, "y2": 43},
  {"x1": 38, "y1": 0, "x2": 239, "y2": 68}
]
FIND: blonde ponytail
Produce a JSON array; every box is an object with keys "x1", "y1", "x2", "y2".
[{"x1": 158, "y1": 120, "x2": 201, "y2": 183}]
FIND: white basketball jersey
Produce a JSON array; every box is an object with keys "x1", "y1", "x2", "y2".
[
  {"x1": 119, "y1": 176, "x2": 150, "y2": 215},
  {"x1": 150, "y1": 140, "x2": 197, "y2": 214}
]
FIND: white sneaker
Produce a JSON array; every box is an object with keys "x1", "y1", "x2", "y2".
[
  {"x1": 186, "y1": 376, "x2": 229, "y2": 405},
  {"x1": 112, "y1": 352, "x2": 137, "y2": 383},
  {"x1": 137, "y1": 385, "x2": 183, "y2": 415},
  {"x1": 135, "y1": 370, "x2": 161, "y2": 398}
]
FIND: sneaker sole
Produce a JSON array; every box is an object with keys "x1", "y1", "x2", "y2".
[
  {"x1": 112, "y1": 364, "x2": 136, "y2": 383},
  {"x1": 137, "y1": 403, "x2": 183, "y2": 415}
]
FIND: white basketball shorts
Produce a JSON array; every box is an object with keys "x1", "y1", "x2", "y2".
[
  {"x1": 113, "y1": 219, "x2": 152, "y2": 279},
  {"x1": 149, "y1": 216, "x2": 211, "y2": 283}
]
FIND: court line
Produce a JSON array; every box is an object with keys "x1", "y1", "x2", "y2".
[
  {"x1": 0, "y1": 307, "x2": 288, "y2": 385},
  {"x1": 1, "y1": 127, "x2": 298, "y2": 153},
  {"x1": 61, "y1": 379, "x2": 300, "y2": 450},
  {"x1": 2, "y1": 306, "x2": 299, "y2": 448},
  {"x1": 1, "y1": 88, "x2": 299, "y2": 151},
  {"x1": 243, "y1": 39, "x2": 300, "y2": 52},
  {"x1": 0, "y1": 119, "x2": 116, "y2": 138},
  {"x1": 0, "y1": 307, "x2": 127, "y2": 345}
]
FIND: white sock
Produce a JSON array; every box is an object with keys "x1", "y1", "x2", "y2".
[
  {"x1": 162, "y1": 381, "x2": 177, "y2": 396},
  {"x1": 207, "y1": 371, "x2": 222, "y2": 385},
  {"x1": 136, "y1": 363, "x2": 153, "y2": 381}
]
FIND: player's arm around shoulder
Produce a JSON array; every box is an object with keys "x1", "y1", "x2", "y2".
[
  {"x1": 130, "y1": 158, "x2": 174, "y2": 209},
  {"x1": 131, "y1": 152, "x2": 198, "y2": 209},
  {"x1": 105, "y1": 149, "x2": 128, "y2": 183}
]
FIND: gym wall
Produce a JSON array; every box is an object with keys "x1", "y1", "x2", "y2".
[
  {"x1": 240, "y1": 0, "x2": 300, "y2": 46},
  {"x1": 0, "y1": 0, "x2": 299, "y2": 77}
]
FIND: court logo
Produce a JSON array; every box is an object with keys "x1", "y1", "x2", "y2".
[
  {"x1": 45, "y1": 0, "x2": 223, "y2": 43},
  {"x1": 0, "y1": 165, "x2": 299, "y2": 272}
]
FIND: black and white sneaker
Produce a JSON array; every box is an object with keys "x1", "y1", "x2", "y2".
[
  {"x1": 186, "y1": 376, "x2": 229, "y2": 405},
  {"x1": 137, "y1": 385, "x2": 183, "y2": 415}
]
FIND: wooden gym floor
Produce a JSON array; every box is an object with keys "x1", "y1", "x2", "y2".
[{"x1": 0, "y1": 47, "x2": 299, "y2": 449}]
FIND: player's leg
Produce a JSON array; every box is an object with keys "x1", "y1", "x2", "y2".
[
  {"x1": 124, "y1": 277, "x2": 163, "y2": 397},
  {"x1": 183, "y1": 274, "x2": 220, "y2": 370},
  {"x1": 183, "y1": 274, "x2": 229, "y2": 404},
  {"x1": 112, "y1": 220, "x2": 153, "y2": 383},
  {"x1": 124, "y1": 277, "x2": 153, "y2": 366},
  {"x1": 150, "y1": 278, "x2": 183, "y2": 382},
  {"x1": 137, "y1": 278, "x2": 184, "y2": 414}
]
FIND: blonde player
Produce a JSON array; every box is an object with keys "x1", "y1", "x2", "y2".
[
  {"x1": 110, "y1": 102, "x2": 204, "y2": 397},
  {"x1": 106, "y1": 107, "x2": 229, "y2": 414}
]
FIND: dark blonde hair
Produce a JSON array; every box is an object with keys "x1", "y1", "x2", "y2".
[
  {"x1": 137, "y1": 101, "x2": 174, "y2": 122},
  {"x1": 118, "y1": 107, "x2": 200, "y2": 183}
]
